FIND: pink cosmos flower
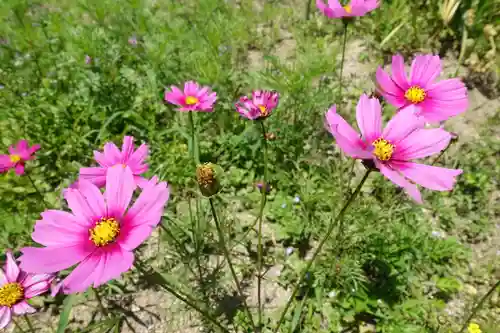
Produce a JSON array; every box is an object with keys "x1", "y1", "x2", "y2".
[
  {"x1": 325, "y1": 94, "x2": 462, "y2": 203},
  {"x1": 0, "y1": 140, "x2": 40, "y2": 175},
  {"x1": 79, "y1": 136, "x2": 149, "y2": 188},
  {"x1": 316, "y1": 0, "x2": 379, "y2": 18},
  {"x1": 164, "y1": 81, "x2": 217, "y2": 112},
  {"x1": 19, "y1": 165, "x2": 169, "y2": 294},
  {"x1": 0, "y1": 251, "x2": 54, "y2": 329},
  {"x1": 235, "y1": 90, "x2": 280, "y2": 120},
  {"x1": 376, "y1": 54, "x2": 468, "y2": 123}
]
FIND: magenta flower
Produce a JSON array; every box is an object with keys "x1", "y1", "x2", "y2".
[
  {"x1": 235, "y1": 90, "x2": 280, "y2": 120},
  {"x1": 19, "y1": 166, "x2": 169, "y2": 294},
  {"x1": 0, "y1": 140, "x2": 40, "y2": 175},
  {"x1": 79, "y1": 136, "x2": 149, "y2": 188},
  {"x1": 325, "y1": 94, "x2": 462, "y2": 203},
  {"x1": 376, "y1": 54, "x2": 468, "y2": 123},
  {"x1": 164, "y1": 81, "x2": 217, "y2": 112},
  {"x1": 0, "y1": 251, "x2": 54, "y2": 329},
  {"x1": 316, "y1": 0, "x2": 379, "y2": 18}
]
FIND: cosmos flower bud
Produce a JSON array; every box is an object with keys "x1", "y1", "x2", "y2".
[
  {"x1": 256, "y1": 181, "x2": 272, "y2": 193},
  {"x1": 196, "y1": 163, "x2": 222, "y2": 197}
]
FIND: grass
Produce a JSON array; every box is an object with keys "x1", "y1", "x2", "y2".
[{"x1": 1, "y1": 0, "x2": 499, "y2": 332}]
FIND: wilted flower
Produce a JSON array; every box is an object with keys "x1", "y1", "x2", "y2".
[
  {"x1": 256, "y1": 181, "x2": 272, "y2": 193},
  {"x1": 85, "y1": 55, "x2": 92, "y2": 64},
  {"x1": 235, "y1": 90, "x2": 279, "y2": 120},
  {"x1": 19, "y1": 166, "x2": 170, "y2": 294},
  {"x1": 376, "y1": 54, "x2": 468, "y2": 123},
  {"x1": 79, "y1": 136, "x2": 149, "y2": 188},
  {"x1": 316, "y1": 0, "x2": 379, "y2": 19},
  {"x1": 128, "y1": 35, "x2": 138, "y2": 46},
  {"x1": 0, "y1": 140, "x2": 40, "y2": 175},
  {"x1": 0, "y1": 251, "x2": 54, "y2": 329},
  {"x1": 165, "y1": 81, "x2": 217, "y2": 112},
  {"x1": 196, "y1": 163, "x2": 222, "y2": 197},
  {"x1": 325, "y1": 94, "x2": 462, "y2": 203}
]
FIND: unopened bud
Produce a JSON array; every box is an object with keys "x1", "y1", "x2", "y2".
[
  {"x1": 196, "y1": 163, "x2": 222, "y2": 197},
  {"x1": 256, "y1": 181, "x2": 272, "y2": 193},
  {"x1": 264, "y1": 133, "x2": 276, "y2": 141}
]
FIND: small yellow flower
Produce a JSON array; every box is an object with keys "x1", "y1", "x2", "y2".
[{"x1": 468, "y1": 322, "x2": 482, "y2": 333}]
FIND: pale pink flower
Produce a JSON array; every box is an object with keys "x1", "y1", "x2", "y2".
[
  {"x1": 0, "y1": 251, "x2": 54, "y2": 329},
  {"x1": 19, "y1": 165, "x2": 169, "y2": 294},
  {"x1": 0, "y1": 140, "x2": 40, "y2": 175},
  {"x1": 376, "y1": 54, "x2": 468, "y2": 123},
  {"x1": 235, "y1": 90, "x2": 280, "y2": 120},
  {"x1": 79, "y1": 136, "x2": 149, "y2": 188},
  {"x1": 164, "y1": 81, "x2": 217, "y2": 112},
  {"x1": 325, "y1": 94, "x2": 462, "y2": 203},
  {"x1": 316, "y1": 0, "x2": 379, "y2": 18}
]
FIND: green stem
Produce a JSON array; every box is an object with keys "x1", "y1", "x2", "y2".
[
  {"x1": 24, "y1": 316, "x2": 35, "y2": 333},
  {"x1": 92, "y1": 288, "x2": 108, "y2": 317},
  {"x1": 12, "y1": 317, "x2": 27, "y2": 333},
  {"x1": 26, "y1": 173, "x2": 49, "y2": 208},
  {"x1": 337, "y1": 21, "x2": 349, "y2": 105},
  {"x1": 134, "y1": 260, "x2": 229, "y2": 333},
  {"x1": 273, "y1": 169, "x2": 371, "y2": 333},
  {"x1": 459, "y1": 279, "x2": 500, "y2": 333},
  {"x1": 188, "y1": 111, "x2": 200, "y2": 165},
  {"x1": 305, "y1": 0, "x2": 313, "y2": 20},
  {"x1": 209, "y1": 198, "x2": 257, "y2": 332},
  {"x1": 257, "y1": 120, "x2": 269, "y2": 329}
]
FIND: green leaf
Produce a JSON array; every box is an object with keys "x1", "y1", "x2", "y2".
[{"x1": 56, "y1": 294, "x2": 77, "y2": 333}]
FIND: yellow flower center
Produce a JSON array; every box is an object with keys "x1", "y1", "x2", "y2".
[
  {"x1": 404, "y1": 86, "x2": 426, "y2": 103},
  {"x1": 196, "y1": 164, "x2": 215, "y2": 187},
  {"x1": 9, "y1": 154, "x2": 21, "y2": 163},
  {"x1": 89, "y1": 218, "x2": 120, "y2": 247},
  {"x1": 185, "y1": 96, "x2": 199, "y2": 105},
  {"x1": 372, "y1": 138, "x2": 395, "y2": 161},
  {"x1": 258, "y1": 105, "x2": 267, "y2": 116},
  {"x1": 343, "y1": 5, "x2": 352, "y2": 13},
  {"x1": 0, "y1": 282, "x2": 24, "y2": 307}
]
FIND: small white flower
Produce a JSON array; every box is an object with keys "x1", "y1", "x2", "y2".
[
  {"x1": 293, "y1": 195, "x2": 300, "y2": 203},
  {"x1": 285, "y1": 247, "x2": 294, "y2": 256},
  {"x1": 328, "y1": 290, "x2": 337, "y2": 298}
]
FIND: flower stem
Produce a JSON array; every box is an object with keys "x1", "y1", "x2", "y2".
[
  {"x1": 305, "y1": 0, "x2": 313, "y2": 20},
  {"x1": 459, "y1": 279, "x2": 500, "y2": 333},
  {"x1": 273, "y1": 169, "x2": 371, "y2": 333},
  {"x1": 337, "y1": 21, "x2": 349, "y2": 105},
  {"x1": 24, "y1": 315, "x2": 35, "y2": 333},
  {"x1": 257, "y1": 120, "x2": 269, "y2": 330},
  {"x1": 209, "y1": 197, "x2": 257, "y2": 332},
  {"x1": 134, "y1": 259, "x2": 229, "y2": 333},
  {"x1": 92, "y1": 287, "x2": 109, "y2": 317},
  {"x1": 188, "y1": 111, "x2": 200, "y2": 165},
  {"x1": 26, "y1": 173, "x2": 49, "y2": 208}
]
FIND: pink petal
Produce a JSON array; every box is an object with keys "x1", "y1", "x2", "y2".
[
  {"x1": 419, "y1": 78, "x2": 468, "y2": 122},
  {"x1": 28, "y1": 144, "x2": 41, "y2": 156},
  {"x1": 375, "y1": 68, "x2": 406, "y2": 108},
  {"x1": 19, "y1": 245, "x2": 93, "y2": 274},
  {"x1": 0, "y1": 269, "x2": 7, "y2": 285},
  {"x1": 12, "y1": 301, "x2": 36, "y2": 315},
  {"x1": 21, "y1": 273, "x2": 54, "y2": 289},
  {"x1": 134, "y1": 176, "x2": 150, "y2": 189},
  {"x1": 409, "y1": 55, "x2": 441, "y2": 87},
  {"x1": 391, "y1": 54, "x2": 409, "y2": 90},
  {"x1": 93, "y1": 245, "x2": 134, "y2": 287},
  {"x1": 377, "y1": 162, "x2": 422, "y2": 203},
  {"x1": 394, "y1": 162, "x2": 462, "y2": 191},
  {"x1": 78, "y1": 180, "x2": 106, "y2": 217},
  {"x1": 4, "y1": 251, "x2": 20, "y2": 282},
  {"x1": 14, "y1": 164, "x2": 25, "y2": 175},
  {"x1": 105, "y1": 165, "x2": 135, "y2": 218},
  {"x1": 164, "y1": 86, "x2": 185, "y2": 106},
  {"x1": 118, "y1": 224, "x2": 155, "y2": 251},
  {"x1": 79, "y1": 167, "x2": 107, "y2": 187},
  {"x1": 121, "y1": 136, "x2": 135, "y2": 161},
  {"x1": 24, "y1": 280, "x2": 50, "y2": 298},
  {"x1": 103, "y1": 142, "x2": 121, "y2": 165},
  {"x1": 394, "y1": 128, "x2": 451, "y2": 160},
  {"x1": 127, "y1": 143, "x2": 148, "y2": 172},
  {"x1": 62, "y1": 254, "x2": 101, "y2": 294},
  {"x1": 64, "y1": 187, "x2": 100, "y2": 225},
  {"x1": 356, "y1": 94, "x2": 382, "y2": 142},
  {"x1": 381, "y1": 105, "x2": 424, "y2": 144},
  {"x1": 32, "y1": 215, "x2": 87, "y2": 247},
  {"x1": 15, "y1": 140, "x2": 29, "y2": 155},
  {"x1": 94, "y1": 151, "x2": 112, "y2": 167},
  {"x1": 0, "y1": 155, "x2": 13, "y2": 171},
  {"x1": 325, "y1": 105, "x2": 371, "y2": 159},
  {"x1": 123, "y1": 181, "x2": 169, "y2": 228},
  {"x1": 327, "y1": 0, "x2": 342, "y2": 9},
  {"x1": 0, "y1": 307, "x2": 12, "y2": 329}
]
